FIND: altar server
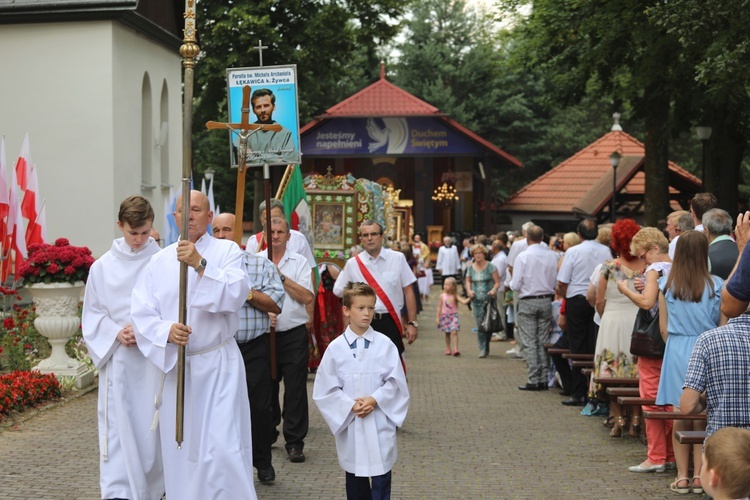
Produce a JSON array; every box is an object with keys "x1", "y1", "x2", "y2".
[
  {"x1": 313, "y1": 282, "x2": 410, "y2": 500},
  {"x1": 82, "y1": 195, "x2": 164, "y2": 500}
]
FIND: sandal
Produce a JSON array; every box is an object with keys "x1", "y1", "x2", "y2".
[
  {"x1": 692, "y1": 476, "x2": 703, "y2": 495},
  {"x1": 603, "y1": 416, "x2": 615, "y2": 428},
  {"x1": 670, "y1": 477, "x2": 690, "y2": 495},
  {"x1": 453, "y1": 351, "x2": 461, "y2": 357},
  {"x1": 629, "y1": 415, "x2": 641, "y2": 437},
  {"x1": 610, "y1": 416, "x2": 626, "y2": 438}
]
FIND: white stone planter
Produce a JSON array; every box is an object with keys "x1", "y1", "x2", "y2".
[{"x1": 28, "y1": 281, "x2": 94, "y2": 388}]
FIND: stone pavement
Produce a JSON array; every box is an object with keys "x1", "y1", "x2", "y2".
[{"x1": 0, "y1": 287, "x2": 680, "y2": 499}]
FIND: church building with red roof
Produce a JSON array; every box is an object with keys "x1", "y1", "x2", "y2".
[{"x1": 300, "y1": 64, "x2": 521, "y2": 238}]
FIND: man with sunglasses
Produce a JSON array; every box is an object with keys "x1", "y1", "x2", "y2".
[{"x1": 333, "y1": 220, "x2": 419, "y2": 357}]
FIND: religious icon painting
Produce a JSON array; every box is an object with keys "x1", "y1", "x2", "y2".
[
  {"x1": 306, "y1": 190, "x2": 358, "y2": 262},
  {"x1": 226, "y1": 65, "x2": 302, "y2": 167}
]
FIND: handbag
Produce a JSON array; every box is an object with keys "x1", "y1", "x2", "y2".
[
  {"x1": 479, "y1": 299, "x2": 503, "y2": 334},
  {"x1": 629, "y1": 307, "x2": 665, "y2": 358}
]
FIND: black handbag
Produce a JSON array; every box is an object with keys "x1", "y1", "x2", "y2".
[
  {"x1": 479, "y1": 299, "x2": 503, "y2": 334},
  {"x1": 630, "y1": 307, "x2": 665, "y2": 358}
]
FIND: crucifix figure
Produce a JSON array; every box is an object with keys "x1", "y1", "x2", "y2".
[{"x1": 206, "y1": 85, "x2": 281, "y2": 243}]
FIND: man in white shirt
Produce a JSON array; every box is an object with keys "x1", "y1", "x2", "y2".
[
  {"x1": 490, "y1": 237, "x2": 509, "y2": 340},
  {"x1": 333, "y1": 220, "x2": 418, "y2": 357},
  {"x1": 510, "y1": 225, "x2": 558, "y2": 391},
  {"x1": 436, "y1": 236, "x2": 461, "y2": 285},
  {"x1": 556, "y1": 218, "x2": 612, "y2": 406},
  {"x1": 260, "y1": 217, "x2": 315, "y2": 463},
  {"x1": 505, "y1": 222, "x2": 534, "y2": 357},
  {"x1": 131, "y1": 190, "x2": 255, "y2": 499},
  {"x1": 665, "y1": 210, "x2": 688, "y2": 259}
]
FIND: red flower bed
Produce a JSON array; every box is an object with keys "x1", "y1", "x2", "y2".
[
  {"x1": 0, "y1": 371, "x2": 61, "y2": 416},
  {"x1": 17, "y1": 238, "x2": 94, "y2": 285}
]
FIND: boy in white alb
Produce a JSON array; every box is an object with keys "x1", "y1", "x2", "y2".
[
  {"x1": 313, "y1": 282, "x2": 410, "y2": 500},
  {"x1": 81, "y1": 195, "x2": 164, "y2": 500}
]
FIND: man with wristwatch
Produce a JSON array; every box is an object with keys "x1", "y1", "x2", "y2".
[
  {"x1": 333, "y1": 219, "x2": 419, "y2": 360},
  {"x1": 131, "y1": 190, "x2": 255, "y2": 499},
  {"x1": 213, "y1": 213, "x2": 285, "y2": 485}
]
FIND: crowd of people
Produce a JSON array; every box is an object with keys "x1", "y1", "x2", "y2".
[
  {"x1": 430, "y1": 192, "x2": 750, "y2": 497},
  {"x1": 78, "y1": 189, "x2": 750, "y2": 499}
]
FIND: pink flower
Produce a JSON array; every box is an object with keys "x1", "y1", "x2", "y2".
[
  {"x1": 63, "y1": 266, "x2": 75, "y2": 275},
  {"x1": 54, "y1": 238, "x2": 69, "y2": 246},
  {"x1": 46, "y1": 263, "x2": 60, "y2": 274}
]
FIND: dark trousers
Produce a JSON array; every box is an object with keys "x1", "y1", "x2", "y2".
[
  {"x1": 270, "y1": 324, "x2": 309, "y2": 450},
  {"x1": 237, "y1": 333, "x2": 273, "y2": 470},
  {"x1": 370, "y1": 315, "x2": 405, "y2": 355},
  {"x1": 565, "y1": 295, "x2": 597, "y2": 399},
  {"x1": 345, "y1": 471, "x2": 392, "y2": 500},
  {"x1": 550, "y1": 332, "x2": 572, "y2": 393}
]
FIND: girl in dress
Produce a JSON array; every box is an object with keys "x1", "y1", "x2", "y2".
[{"x1": 435, "y1": 277, "x2": 470, "y2": 356}]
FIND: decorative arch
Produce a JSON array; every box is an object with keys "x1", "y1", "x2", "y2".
[{"x1": 159, "y1": 79, "x2": 169, "y2": 189}]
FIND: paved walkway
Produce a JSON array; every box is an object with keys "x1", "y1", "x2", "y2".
[{"x1": 0, "y1": 287, "x2": 679, "y2": 499}]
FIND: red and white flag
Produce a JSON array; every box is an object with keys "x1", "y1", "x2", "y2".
[
  {"x1": 23, "y1": 164, "x2": 44, "y2": 247},
  {"x1": 8, "y1": 136, "x2": 28, "y2": 274},
  {"x1": 0, "y1": 136, "x2": 10, "y2": 283}
]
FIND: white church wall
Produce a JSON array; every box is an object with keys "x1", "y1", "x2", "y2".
[{"x1": 0, "y1": 21, "x2": 181, "y2": 258}]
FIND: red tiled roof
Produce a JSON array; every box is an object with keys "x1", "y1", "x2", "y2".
[
  {"x1": 501, "y1": 130, "x2": 700, "y2": 215},
  {"x1": 300, "y1": 65, "x2": 522, "y2": 167},
  {"x1": 322, "y1": 65, "x2": 440, "y2": 118}
]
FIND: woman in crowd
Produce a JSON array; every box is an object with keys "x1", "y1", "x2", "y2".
[
  {"x1": 656, "y1": 231, "x2": 724, "y2": 494},
  {"x1": 618, "y1": 227, "x2": 675, "y2": 474},
  {"x1": 557, "y1": 232, "x2": 581, "y2": 271},
  {"x1": 465, "y1": 243, "x2": 500, "y2": 358},
  {"x1": 588, "y1": 219, "x2": 642, "y2": 434}
]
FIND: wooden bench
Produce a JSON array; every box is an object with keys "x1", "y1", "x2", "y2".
[
  {"x1": 562, "y1": 353, "x2": 594, "y2": 361},
  {"x1": 581, "y1": 368, "x2": 593, "y2": 378},
  {"x1": 676, "y1": 430, "x2": 706, "y2": 444},
  {"x1": 606, "y1": 387, "x2": 640, "y2": 398},
  {"x1": 547, "y1": 348, "x2": 570, "y2": 356},
  {"x1": 616, "y1": 396, "x2": 656, "y2": 406},
  {"x1": 594, "y1": 377, "x2": 640, "y2": 388},
  {"x1": 643, "y1": 411, "x2": 707, "y2": 421},
  {"x1": 571, "y1": 360, "x2": 594, "y2": 369}
]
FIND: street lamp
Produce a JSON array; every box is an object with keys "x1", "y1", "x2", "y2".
[
  {"x1": 696, "y1": 126, "x2": 712, "y2": 189},
  {"x1": 204, "y1": 167, "x2": 216, "y2": 183},
  {"x1": 609, "y1": 151, "x2": 621, "y2": 223}
]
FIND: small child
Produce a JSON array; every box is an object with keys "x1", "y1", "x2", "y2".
[
  {"x1": 313, "y1": 282, "x2": 410, "y2": 500},
  {"x1": 436, "y1": 277, "x2": 471, "y2": 356},
  {"x1": 700, "y1": 427, "x2": 750, "y2": 500}
]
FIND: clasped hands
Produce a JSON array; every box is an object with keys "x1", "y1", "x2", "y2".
[
  {"x1": 117, "y1": 324, "x2": 137, "y2": 347},
  {"x1": 352, "y1": 396, "x2": 377, "y2": 418}
]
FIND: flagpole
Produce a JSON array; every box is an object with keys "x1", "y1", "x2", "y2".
[
  {"x1": 176, "y1": 0, "x2": 200, "y2": 450},
  {"x1": 275, "y1": 164, "x2": 294, "y2": 199}
]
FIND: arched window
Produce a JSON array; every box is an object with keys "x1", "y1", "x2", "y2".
[
  {"x1": 159, "y1": 80, "x2": 170, "y2": 189},
  {"x1": 141, "y1": 73, "x2": 154, "y2": 191}
]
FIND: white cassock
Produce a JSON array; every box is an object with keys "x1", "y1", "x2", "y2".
[
  {"x1": 82, "y1": 237, "x2": 164, "y2": 500},
  {"x1": 131, "y1": 234, "x2": 255, "y2": 500},
  {"x1": 313, "y1": 327, "x2": 410, "y2": 477},
  {"x1": 436, "y1": 245, "x2": 461, "y2": 276}
]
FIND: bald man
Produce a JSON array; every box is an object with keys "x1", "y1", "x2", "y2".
[{"x1": 131, "y1": 190, "x2": 257, "y2": 499}]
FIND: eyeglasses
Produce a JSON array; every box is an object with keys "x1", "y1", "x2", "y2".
[
  {"x1": 638, "y1": 249, "x2": 649, "y2": 260},
  {"x1": 360, "y1": 232, "x2": 382, "y2": 239}
]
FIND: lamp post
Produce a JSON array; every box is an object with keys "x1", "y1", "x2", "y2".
[
  {"x1": 204, "y1": 167, "x2": 215, "y2": 183},
  {"x1": 696, "y1": 126, "x2": 712, "y2": 189},
  {"x1": 609, "y1": 151, "x2": 621, "y2": 223}
]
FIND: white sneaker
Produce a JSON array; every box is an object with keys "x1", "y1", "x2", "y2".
[{"x1": 505, "y1": 347, "x2": 518, "y2": 355}]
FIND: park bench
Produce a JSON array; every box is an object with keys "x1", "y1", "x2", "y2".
[
  {"x1": 643, "y1": 411, "x2": 706, "y2": 421},
  {"x1": 675, "y1": 430, "x2": 706, "y2": 445}
]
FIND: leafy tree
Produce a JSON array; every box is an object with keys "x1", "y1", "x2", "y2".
[{"x1": 190, "y1": 0, "x2": 410, "y2": 219}]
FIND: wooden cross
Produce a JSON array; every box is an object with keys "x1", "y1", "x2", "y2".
[{"x1": 205, "y1": 85, "x2": 281, "y2": 244}]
